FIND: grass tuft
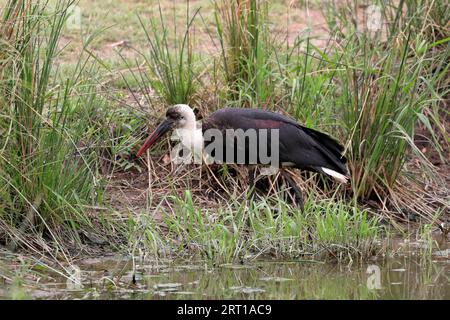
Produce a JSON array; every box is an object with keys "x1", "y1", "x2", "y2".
[{"x1": 136, "y1": 3, "x2": 198, "y2": 105}]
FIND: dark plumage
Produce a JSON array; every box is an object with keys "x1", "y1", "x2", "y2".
[{"x1": 203, "y1": 108, "x2": 348, "y2": 180}]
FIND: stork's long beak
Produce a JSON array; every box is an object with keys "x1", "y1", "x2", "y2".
[{"x1": 136, "y1": 118, "x2": 174, "y2": 157}]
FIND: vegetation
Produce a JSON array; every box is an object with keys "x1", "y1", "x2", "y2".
[
  {"x1": 0, "y1": 0, "x2": 448, "y2": 291},
  {"x1": 0, "y1": 0, "x2": 99, "y2": 252},
  {"x1": 127, "y1": 191, "x2": 378, "y2": 263}
]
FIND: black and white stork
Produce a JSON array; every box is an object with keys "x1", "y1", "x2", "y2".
[{"x1": 137, "y1": 104, "x2": 349, "y2": 206}]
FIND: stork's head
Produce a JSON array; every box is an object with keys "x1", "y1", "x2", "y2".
[{"x1": 136, "y1": 104, "x2": 196, "y2": 157}]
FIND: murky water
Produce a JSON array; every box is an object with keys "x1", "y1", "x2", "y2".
[{"x1": 1, "y1": 246, "x2": 448, "y2": 299}]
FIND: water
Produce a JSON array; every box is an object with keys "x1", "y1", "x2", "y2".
[{"x1": 1, "y1": 248, "x2": 448, "y2": 299}]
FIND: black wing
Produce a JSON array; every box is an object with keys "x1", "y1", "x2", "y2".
[{"x1": 204, "y1": 108, "x2": 348, "y2": 175}]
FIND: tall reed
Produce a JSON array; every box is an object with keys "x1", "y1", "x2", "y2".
[
  {"x1": 325, "y1": 0, "x2": 449, "y2": 202},
  {"x1": 136, "y1": 4, "x2": 198, "y2": 105},
  {"x1": 214, "y1": 0, "x2": 276, "y2": 107},
  {"x1": 0, "y1": 0, "x2": 100, "y2": 249}
]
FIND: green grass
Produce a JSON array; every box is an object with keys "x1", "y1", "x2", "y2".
[
  {"x1": 127, "y1": 190, "x2": 379, "y2": 264},
  {"x1": 324, "y1": 0, "x2": 449, "y2": 202},
  {"x1": 214, "y1": 0, "x2": 274, "y2": 107},
  {"x1": 131, "y1": 3, "x2": 198, "y2": 105},
  {"x1": 0, "y1": 0, "x2": 117, "y2": 254}
]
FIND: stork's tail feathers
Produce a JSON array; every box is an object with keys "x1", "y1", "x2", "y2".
[
  {"x1": 302, "y1": 127, "x2": 349, "y2": 183},
  {"x1": 321, "y1": 167, "x2": 349, "y2": 184}
]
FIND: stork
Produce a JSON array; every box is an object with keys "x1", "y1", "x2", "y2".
[{"x1": 137, "y1": 104, "x2": 349, "y2": 207}]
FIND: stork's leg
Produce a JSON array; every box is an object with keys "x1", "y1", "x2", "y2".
[
  {"x1": 281, "y1": 170, "x2": 304, "y2": 211},
  {"x1": 248, "y1": 166, "x2": 256, "y2": 200}
]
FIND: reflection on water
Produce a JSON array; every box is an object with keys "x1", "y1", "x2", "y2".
[{"x1": 1, "y1": 252, "x2": 448, "y2": 299}]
